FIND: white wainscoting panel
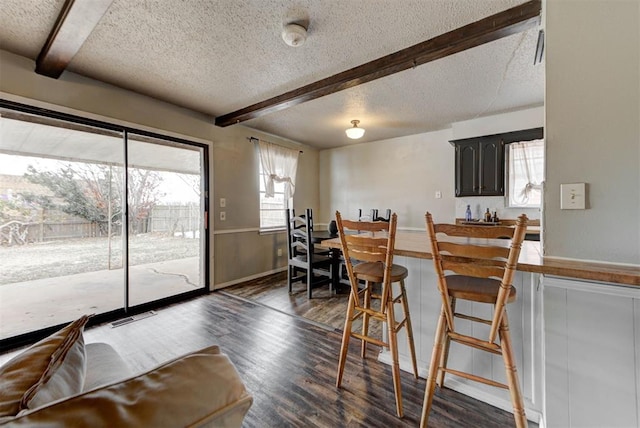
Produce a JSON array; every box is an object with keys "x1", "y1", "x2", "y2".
[
  {"x1": 379, "y1": 257, "x2": 544, "y2": 423},
  {"x1": 544, "y1": 277, "x2": 640, "y2": 428}
]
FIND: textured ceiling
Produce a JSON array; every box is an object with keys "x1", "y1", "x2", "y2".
[{"x1": 0, "y1": 0, "x2": 544, "y2": 149}]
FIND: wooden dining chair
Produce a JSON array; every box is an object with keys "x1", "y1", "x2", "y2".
[
  {"x1": 335, "y1": 211, "x2": 418, "y2": 418},
  {"x1": 421, "y1": 212, "x2": 529, "y2": 428},
  {"x1": 374, "y1": 208, "x2": 392, "y2": 222},
  {"x1": 286, "y1": 208, "x2": 333, "y2": 299},
  {"x1": 292, "y1": 208, "x2": 330, "y2": 256},
  {"x1": 358, "y1": 208, "x2": 391, "y2": 222}
]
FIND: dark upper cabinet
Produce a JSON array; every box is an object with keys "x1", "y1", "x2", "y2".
[
  {"x1": 455, "y1": 141, "x2": 479, "y2": 196},
  {"x1": 454, "y1": 137, "x2": 504, "y2": 196},
  {"x1": 452, "y1": 127, "x2": 543, "y2": 197}
]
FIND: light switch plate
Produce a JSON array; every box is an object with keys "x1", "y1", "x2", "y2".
[{"x1": 560, "y1": 183, "x2": 586, "y2": 209}]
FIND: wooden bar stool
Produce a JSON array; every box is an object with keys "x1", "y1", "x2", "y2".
[
  {"x1": 421, "y1": 212, "x2": 529, "y2": 428},
  {"x1": 335, "y1": 211, "x2": 418, "y2": 418}
]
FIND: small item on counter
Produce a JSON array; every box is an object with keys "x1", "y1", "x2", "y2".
[
  {"x1": 484, "y1": 208, "x2": 492, "y2": 222},
  {"x1": 492, "y1": 211, "x2": 499, "y2": 223},
  {"x1": 465, "y1": 205, "x2": 472, "y2": 221}
]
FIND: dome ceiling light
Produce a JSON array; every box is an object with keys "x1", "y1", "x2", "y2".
[
  {"x1": 281, "y1": 23, "x2": 307, "y2": 47},
  {"x1": 345, "y1": 120, "x2": 365, "y2": 139}
]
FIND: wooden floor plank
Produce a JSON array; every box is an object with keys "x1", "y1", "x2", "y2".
[{"x1": 1, "y1": 275, "x2": 532, "y2": 427}]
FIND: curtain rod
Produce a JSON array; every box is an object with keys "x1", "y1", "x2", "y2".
[{"x1": 247, "y1": 136, "x2": 303, "y2": 153}]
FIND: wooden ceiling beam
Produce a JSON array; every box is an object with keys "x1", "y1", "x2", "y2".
[
  {"x1": 35, "y1": 0, "x2": 114, "y2": 79},
  {"x1": 215, "y1": 0, "x2": 541, "y2": 127}
]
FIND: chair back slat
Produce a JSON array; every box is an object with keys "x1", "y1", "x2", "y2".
[
  {"x1": 441, "y1": 259, "x2": 505, "y2": 279},
  {"x1": 342, "y1": 218, "x2": 390, "y2": 233},
  {"x1": 291, "y1": 228, "x2": 307, "y2": 241},
  {"x1": 336, "y1": 211, "x2": 397, "y2": 310},
  {"x1": 291, "y1": 240, "x2": 308, "y2": 252},
  {"x1": 343, "y1": 235, "x2": 389, "y2": 264},
  {"x1": 347, "y1": 249, "x2": 386, "y2": 264},
  {"x1": 425, "y1": 212, "x2": 528, "y2": 344},
  {"x1": 438, "y1": 241, "x2": 511, "y2": 260}
]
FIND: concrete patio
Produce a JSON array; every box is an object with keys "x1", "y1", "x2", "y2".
[{"x1": 0, "y1": 256, "x2": 201, "y2": 339}]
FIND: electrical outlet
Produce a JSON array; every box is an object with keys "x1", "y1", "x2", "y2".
[
  {"x1": 220, "y1": 211, "x2": 226, "y2": 221},
  {"x1": 435, "y1": 190, "x2": 442, "y2": 199},
  {"x1": 220, "y1": 198, "x2": 226, "y2": 208},
  {"x1": 277, "y1": 248, "x2": 283, "y2": 257}
]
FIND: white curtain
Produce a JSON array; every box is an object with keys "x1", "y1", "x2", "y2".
[
  {"x1": 511, "y1": 139, "x2": 544, "y2": 205},
  {"x1": 258, "y1": 140, "x2": 299, "y2": 199}
]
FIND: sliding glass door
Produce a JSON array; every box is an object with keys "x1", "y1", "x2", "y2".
[
  {"x1": 0, "y1": 105, "x2": 208, "y2": 342},
  {"x1": 126, "y1": 134, "x2": 205, "y2": 306}
]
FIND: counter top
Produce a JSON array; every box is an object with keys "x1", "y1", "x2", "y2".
[{"x1": 320, "y1": 231, "x2": 640, "y2": 287}]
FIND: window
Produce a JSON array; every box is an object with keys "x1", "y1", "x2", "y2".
[
  {"x1": 259, "y1": 163, "x2": 288, "y2": 229},
  {"x1": 256, "y1": 140, "x2": 299, "y2": 230},
  {"x1": 507, "y1": 139, "x2": 544, "y2": 207}
]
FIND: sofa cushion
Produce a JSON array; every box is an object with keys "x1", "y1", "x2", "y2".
[
  {"x1": 2, "y1": 345, "x2": 253, "y2": 428},
  {"x1": 0, "y1": 315, "x2": 89, "y2": 419},
  {"x1": 83, "y1": 342, "x2": 133, "y2": 391}
]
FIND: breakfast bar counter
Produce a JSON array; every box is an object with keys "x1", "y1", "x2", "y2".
[{"x1": 321, "y1": 231, "x2": 640, "y2": 286}]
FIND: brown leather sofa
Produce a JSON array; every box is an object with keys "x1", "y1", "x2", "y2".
[{"x1": 0, "y1": 316, "x2": 252, "y2": 427}]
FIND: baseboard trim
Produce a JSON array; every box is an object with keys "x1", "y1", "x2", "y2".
[{"x1": 214, "y1": 267, "x2": 286, "y2": 290}]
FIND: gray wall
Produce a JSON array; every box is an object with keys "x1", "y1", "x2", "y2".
[
  {"x1": 211, "y1": 131, "x2": 320, "y2": 287},
  {"x1": 545, "y1": 0, "x2": 640, "y2": 264},
  {"x1": 0, "y1": 50, "x2": 320, "y2": 289}
]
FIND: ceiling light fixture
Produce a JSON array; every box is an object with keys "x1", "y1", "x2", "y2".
[
  {"x1": 345, "y1": 120, "x2": 365, "y2": 139},
  {"x1": 282, "y1": 23, "x2": 307, "y2": 47}
]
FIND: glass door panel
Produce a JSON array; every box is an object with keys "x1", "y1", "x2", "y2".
[
  {"x1": 126, "y1": 134, "x2": 205, "y2": 306},
  {"x1": 0, "y1": 110, "x2": 125, "y2": 340}
]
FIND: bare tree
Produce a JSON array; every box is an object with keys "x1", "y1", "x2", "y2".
[{"x1": 23, "y1": 162, "x2": 164, "y2": 234}]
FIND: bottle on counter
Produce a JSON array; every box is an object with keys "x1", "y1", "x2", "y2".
[
  {"x1": 484, "y1": 208, "x2": 492, "y2": 222},
  {"x1": 465, "y1": 205, "x2": 472, "y2": 221},
  {"x1": 492, "y1": 211, "x2": 499, "y2": 223}
]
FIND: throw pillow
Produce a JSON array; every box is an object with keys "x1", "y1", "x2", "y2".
[{"x1": 0, "y1": 315, "x2": 90, "y2": 418}]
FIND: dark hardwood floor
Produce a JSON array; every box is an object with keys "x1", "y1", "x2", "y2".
[
  {"x1": 1, "y1": 274, "x2": 529, "y2": 427},
  {"x1": 222, "y1": 272, "x2": 383, "y2": 338}
]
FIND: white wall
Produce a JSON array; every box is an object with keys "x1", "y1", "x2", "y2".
[
  {"x1": 319, "y1": 107, "x2": 543, "y2": 228},
  {"x1": 545, "y1": 0, "x2": 640, "y2": 264},
  {"x1": 319, "y1": 128, "x2": 455, "y2": 227},
  {"x1": 451, "y1": 106, "x2": 544, "y2": 140}
]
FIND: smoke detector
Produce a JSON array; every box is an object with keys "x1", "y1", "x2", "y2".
[{"x1": 281, "y1": 23, "x2": 307, "y2": 47}]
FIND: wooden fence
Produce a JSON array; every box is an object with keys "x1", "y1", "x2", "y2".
[
  {"x1": 0, "y1": 204, "x2": 200, "y2": 245},
  {"x1": 150, "y1": 204, "x2": 200, "y2": 238}
]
